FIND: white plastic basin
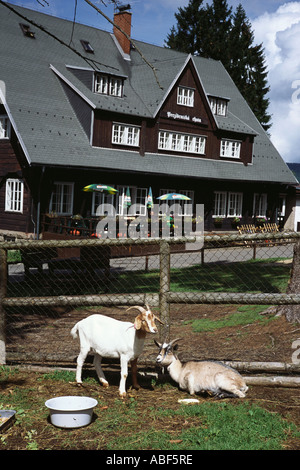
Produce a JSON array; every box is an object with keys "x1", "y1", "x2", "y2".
[{"x1": 45, "y1": 396, "x2": 98, "y2": 428}]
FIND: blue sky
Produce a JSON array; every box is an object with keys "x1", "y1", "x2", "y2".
[{"x1": 4, "y1": 0, "x2": 300, "y2": 163}]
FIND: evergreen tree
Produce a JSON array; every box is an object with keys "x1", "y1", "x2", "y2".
[
  {"x1": 165, "y1": 0, "x2": 205, "y2": 55},
  {"x1": 201, "y1": 0, "x2": 232, "y2": 68},
  {"x1": 228, "y1": 5, "x2": 271, "y2": 130},
  {"x1": 165, "y1": 0, "x2": 271, "y2": 130}
]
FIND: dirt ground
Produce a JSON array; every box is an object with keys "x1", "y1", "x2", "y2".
[
  {"x1": 5, "y1": 303, "x2": 300, "y2": 366},
  {"x1": 2, "y1": 304, "x2": 300, "y2": 450}
]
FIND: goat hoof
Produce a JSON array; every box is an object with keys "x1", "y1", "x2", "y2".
[
  {"x1": 119, "y1": 392, "x2": 127, "y2": 398},
  {"x1": 100, "y1": 379, "x2": 109, "y2": 388},
  {"x1": 71, "y1": 381, "x2": 83, "y2": 387}
]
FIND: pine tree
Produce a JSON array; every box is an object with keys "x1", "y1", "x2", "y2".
[
  {"x1": 165, "y1": 0, "x2": 205, "y2": 55},
  {"x1": 201, "y1": 0, "x2": 232, "y2": 68},
  {"x1": 228, "y1": 5, "x2": 271, "y2": 130},
  {"x1": 165, "y1": 0, "x2": 271, "y2": 130}
]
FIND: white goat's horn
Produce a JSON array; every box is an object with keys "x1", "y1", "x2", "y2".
[{"x1": 126, "y1": 306, "x2": 146, "y2": 314}]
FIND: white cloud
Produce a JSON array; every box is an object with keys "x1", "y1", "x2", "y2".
[
  {"x1": 253, "y1": 3, "x2": 300, "y2": 65},
  {"x1": 252, "y1": 2, "x2": 300, "y2": 162}
]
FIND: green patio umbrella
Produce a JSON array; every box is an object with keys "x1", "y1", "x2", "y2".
[
  {"x1": 123, "y1": 186, "x2": 131, "y2": 208},
  {"x1": 157, "y1": 192, "x2": 191, "y2": 201},
  {"x1": 147, "y1": 187, "x2": 154, "y2": 208},
  {"x1": 83, "y1": 184, "x2": 118, "y2": 194}
]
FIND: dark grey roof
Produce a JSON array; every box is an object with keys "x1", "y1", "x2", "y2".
[
  {"x1": 0, "y1": 3, "x2": 297, "y2": 185},
  {"x1": 287, "y1": 163, "x2": 300, "y2": 187}
]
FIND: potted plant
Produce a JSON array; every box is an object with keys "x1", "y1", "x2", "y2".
[
  {"x1": 231, "y1": 216, "x2": 241, "y2": 227},
  {"x1": 214, "y1": 217, "x2": 223, "y2": 226},
  {"x1": 256, "y1": 216, "x2": 267, "y2": 225}
]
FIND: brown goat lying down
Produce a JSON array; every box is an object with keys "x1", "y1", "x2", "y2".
[{"x1": 155, "y1": 338, "x2": 248, "y2": 398}]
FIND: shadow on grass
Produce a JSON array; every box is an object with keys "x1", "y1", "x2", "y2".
[
  {"x1": 110, "y1": 259, "x2": 290, "y2": 295},
  {"x1": 7, "y1": 259, "x2": 290, "y2": 298}
]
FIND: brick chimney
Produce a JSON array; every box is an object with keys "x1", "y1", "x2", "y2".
[{"x1": 113, "y1": 10, "x2": 132, "y2": 56}]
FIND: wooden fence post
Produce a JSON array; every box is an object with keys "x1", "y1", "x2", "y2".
[
  {"x1": 0, "y1": 248, "x2": 7, "y2": 364},
  {"x1": 159, "y1": 239, "x2": 170, "y2": 341}
]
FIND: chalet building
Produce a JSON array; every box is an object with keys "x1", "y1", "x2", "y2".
[{"x1": 0, "y1": 3, "x2": 298, "y2": 239}]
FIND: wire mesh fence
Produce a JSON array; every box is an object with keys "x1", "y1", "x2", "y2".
[{"x1": 1, "y1": 232, "x2": 300, "y2": 369}]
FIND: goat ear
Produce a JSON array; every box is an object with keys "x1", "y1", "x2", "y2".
[
  {"x1": 134, "y1": 314, "x2": 142, "y2": 330},
  {"x1": 154, "y1": 339, "x2": 162, "y2": 348},
  {"x1": 173, "y1": 344, "x2": 179, "y2": 351}
]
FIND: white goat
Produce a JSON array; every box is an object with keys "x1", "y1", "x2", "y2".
[
  {"x1": 155, "y1": 338, "x2": 248, "y2": 398},
  {"x1": 71, "y1": 306, "x2": 162, "y2": 397}
]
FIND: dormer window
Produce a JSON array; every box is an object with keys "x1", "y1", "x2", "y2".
[
  {"x1": 209, "y1": 96, "x2": 228, "y2": 116},
  {"x1": 95, "y1": 74, "x2": 123, "y2": 97},
  {"x1": 220, "y1": 139, "x2": 241, "y2": 159},
  {"x1": 19, "y1": 23, "x2": 35, "y2": 38},
  {"x1": 0, "y1": 116, "x2": 10, "y2": 139},
  {"x1": 177, "y1": 86, "x2": 194, "y2": 107},
  {"x1": 112, "y1": 123, "x2": 140, "y2": 147},
  {"x1": 80, "y1": 40, "x2": 94, "y2": 53}
]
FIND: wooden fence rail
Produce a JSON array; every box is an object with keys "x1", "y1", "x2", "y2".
[{"x1": 1, "y1": 231, "x2": 300, "y2": 365}]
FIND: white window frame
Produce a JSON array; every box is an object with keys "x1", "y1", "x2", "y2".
[
  {"x1": 92, "y1": 190, "x2": 115, "y2": 216},
  {"x1": 159, "y1": 131, "x2": 171, "y2": 150},
  {"x1": 112, "y1": 123, "x2": 140, "y2": 147},
  {"x1": 158, "y1": 188, "x2": 175, "y2": 215},
  {"x1": 134, "y1": 187, "x2": 147, "y2": 216},
  {"x1": 213, "y1": 191, "x2": 243, "y2": 218},
  {"x1": 227, "y1": 192, "x2": 243, "y2": 217},
  {"x1": 94, "y1": 74, "x2": 123, "y2": 97},
  {"x1": 177, "y1": 86, "x2": 194, "y2": 107},
  {"x1": 220, "y1": 139, "x2": 241, "y2": 159},
  {"x1": 213, "y1": 191, "x2": 227, "y2": 218},
  {"x1": 49, "y1": 182, "x2": 74, "y2": 216},
  {"x1": 5, "y1": 178, "x2": 24, "y2": 213},
  {"x1": 117, "y1": 185, "x2": 128, "y2": 216},
  {"x1": 109, "y1": 77, "x2": 123, "y2": 97},
  {"x1": 116, "y1": 186, "x2": 147, "y2": 216},
  {"x1": 178, "y1": 190, "x2": 194, "y2": 216},
  {"x1": 0, "y1": 116, "x2": 11, "y2": 139},
  {"x1": 95, "y1": 74, "x2": 108, "y2": 94},
  {"x1": 253, "y1": 193, "x2": 267, "y2": 217},
  {"x1": 158, "y1": 130, "x2": 206, "y2": 155},
  {"x1": 209, "y1": 97, "x2": 228, "y2": 116}
]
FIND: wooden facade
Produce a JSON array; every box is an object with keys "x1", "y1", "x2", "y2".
[
  {"x1": 0, "y1": 66, "x2": 291, "y2": 237},
  {"x1": 0, "y1": 105, "x2": 34, "y2": 236},
  {"x1": 91, "y1": 60, "x2": 254, "y2": 165},
  {"x1": 0, "y1": 5, "x2": 297, "y2": 239}
]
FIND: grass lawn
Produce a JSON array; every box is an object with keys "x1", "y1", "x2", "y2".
[
  {"x1": 111, "y1": 258, "x2": 290, "y2": 295},
  {"x1": 185, "y1": 304, "x2": 275, "y2": 332},
  {"x1": 0, "y1": 368, "x2": 299, "y2": 450},
  {"x1": 7, "y1": 254, "x2": 290, "y2": 298}
]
